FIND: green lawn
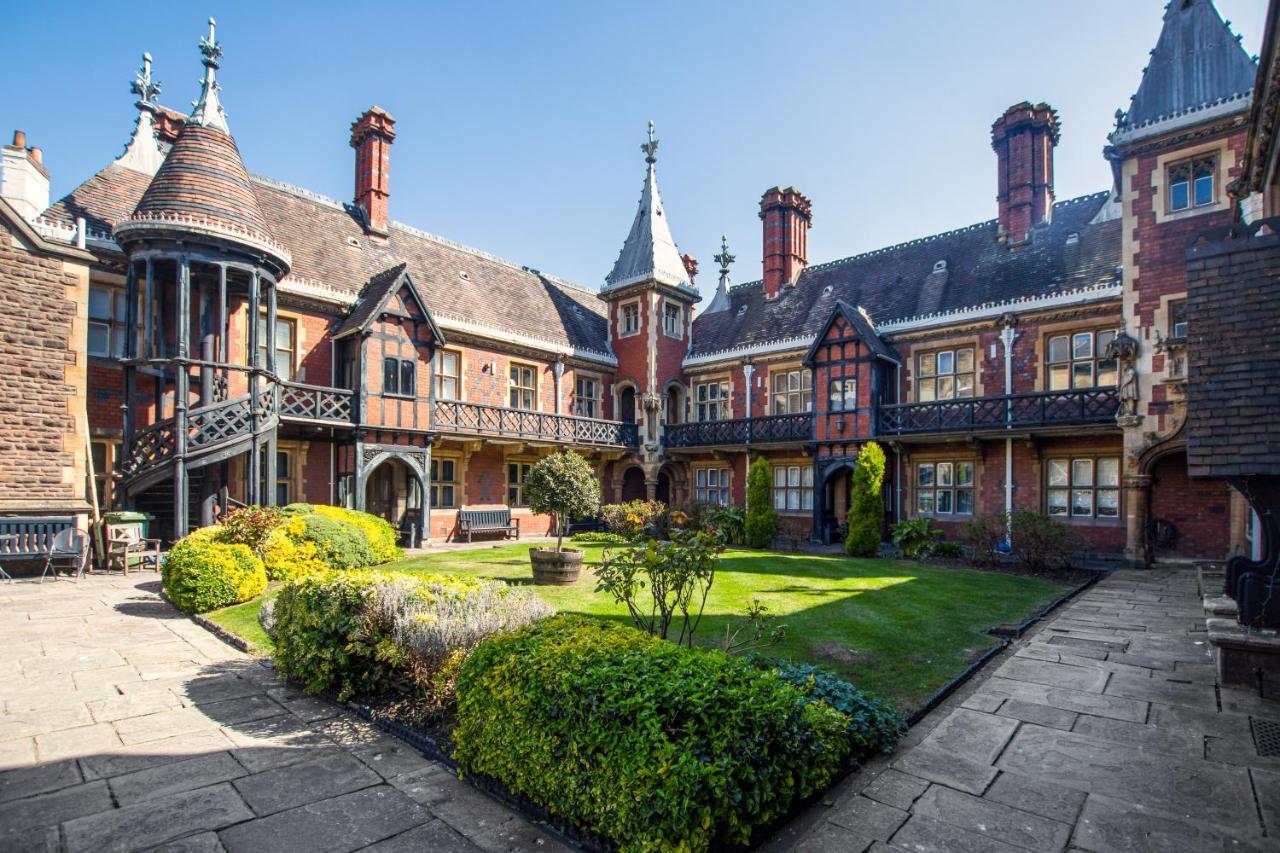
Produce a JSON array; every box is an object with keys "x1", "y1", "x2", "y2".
[{"x1": 206, "y1": 544, "x2": 1068, "y2": 711}]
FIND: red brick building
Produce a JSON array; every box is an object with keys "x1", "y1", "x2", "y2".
[{"x1": 0, "y1": 3, "x2": 1263, "y2": 563}]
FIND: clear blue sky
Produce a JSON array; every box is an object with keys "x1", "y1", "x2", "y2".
[{"x1": 1, "y1": 1, "x2": 1266, "y2": 295}]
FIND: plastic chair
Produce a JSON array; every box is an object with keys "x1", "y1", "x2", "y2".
[{"x1": 41, "y1": 528, "x2": 89, "y2": 583}]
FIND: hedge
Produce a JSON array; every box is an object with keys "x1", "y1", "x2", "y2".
[
  {"x1": 452, "y1": 615, "x2": 852, "y2": 852},
  {"x1": 162, "y1": 528, "x2": 267, "y2": 613}
]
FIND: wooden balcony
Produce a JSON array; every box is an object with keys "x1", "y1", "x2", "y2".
[
  {"x1": 431, "y1": 399, "x2": 638, "y2": 448},
  {"x1": 664, "y1": 413, "x2": 814, "y2": 449},
  {"x1": 878, "y1": 388, "x2": 1120, "y2": 437},
  {"x1": 279, "y1": 381, "x2": 355, "y2": 425}
]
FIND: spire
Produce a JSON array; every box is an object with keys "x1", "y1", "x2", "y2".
[
  {"x1": 189, "y1": 17, "x2": 229, "y2": 132},
  {"x1": 1112, "y1": 0, "x2": 1256, "y2": 142},
  {"x1": 603, "y1": 121, "x2": 695, "y2": 294},
  {"x1": 116, "y1": 53, "x2": 166, "y2": 174},
  {"x1": 703, "y1": 235, "x2": 734, "y2": 314}
]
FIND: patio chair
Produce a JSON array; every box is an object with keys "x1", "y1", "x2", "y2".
[
  {"x1": 41, "y1": 528, "x2": 89, "y2": 583},
  {"x1": 105, "y1": 523, "x2": 162, "y2": 575}
]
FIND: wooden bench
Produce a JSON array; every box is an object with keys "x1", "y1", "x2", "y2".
[
  {"x1": 105, "y1": 522, "x2": 162, "y2": 575},
  {"x1": 458, "y1": 508, "x2": 519, "y2": 543},
  {"x1": 0, "y1": 516, "x2": 76, "y2": 580}
]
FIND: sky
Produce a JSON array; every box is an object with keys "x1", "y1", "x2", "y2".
[{"x1": 1, "y1": 1, "x2": 1267, "y2": 296}]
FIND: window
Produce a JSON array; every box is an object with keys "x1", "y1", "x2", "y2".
[
  {"x1": 1047, "y1": 330, "x2": 1117, "y2": 390},
  {"x1": 772, "y1": 464, "x2": 813, "y2": 512},
  {"x1": 695, "y1": 380, "x2": 730, "y2": 421},
  {"x1": 509, "y1": 364, "x2": 537, "y2": 410},
  {"x1": 275, "y1": 451, "x2": 291, "y2": 506},
  {"x1": 337, "y1": 473, "x2": 356, "y2": 509},
  {"x1": 916, "y1": 348, "x2": 975, "y2": 402},
  {"x1": 695, "y1": 468, "x2": 731, "y2": 505},
  {"x1": 431, "y1": 457, "x2": 458, "y2": 508},
  {"x1": 828, "y1": 378, "x2": 857, "y2": 412},
  {"x1": 663, "y1": 302, "x2": 682, "y2": 338},
  {"x1": 90, "y1": 439, "x2": 117, "y2": 509},
  {"x1": 1168, "y1": 155, "x2": 1216, "y2": 212},
  {"x1": 88, "y1": 285, "x2": 128, "y2": 359},
  {"x1": 574, "y1": 376, "x2": 599, "y2": 418},
  {"x1": 382, "y1": 357, "x2": 416, "y2": 396},
  {"x1": 1169, "y1": 300, "x2": 1187, "y2": 339},
  {"x1": 916, "y1": 461, "x2": 974, "y2": 515},
  {"x1": 620, "y1": 303, "x2": 640, "y2": 336},
  {"x1": 771, "y1": 369, "x2": 812, "y2": 414},
  {"x1": 433, "y1": 350, "x2": 460, "y2": 400},
  {"x1": 1047, "y1": 456, "x2": 1120, "y2": 518},
  {"x1": 256, "y1": 314, "x2": 297, "y2": 380},
  {"x1": 507, "y1": 462, "x2": 532, "y2": 506}
]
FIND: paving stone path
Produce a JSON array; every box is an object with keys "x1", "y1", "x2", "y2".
[
  {"x1": 0, "y1": 573, "x2": 567, "y2": 852},
  {"x1": 780, "y1": 568, "x2": 1280, "y2": 853}
]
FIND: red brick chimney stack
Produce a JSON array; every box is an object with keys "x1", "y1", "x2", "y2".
[
  {"x1": 991, "y1": 102, "x2": 1059, "y2": 245},
  {"x1": 350, "y1": 106, "x2": 396, "y2": 237},
  {"x1": 759, "y1": 186, "x2": 812, "y2": 300}
]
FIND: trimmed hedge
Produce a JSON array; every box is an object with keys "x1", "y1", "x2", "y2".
[
  {"x1": 260, "y1": 516, "x2": 329, "y2": 581},
  {"x1": 452, "y1": 615, "x2": 852, "y2": 852},
  {"x1": 570, "y1": 530, "x2": 629, "y2": 545},
  {"x1": 162, "y1": 528, "x2": 267, "y2": 613},
  {"x1": 311, "y1": 505, "x2": 402, "y2": 563}
]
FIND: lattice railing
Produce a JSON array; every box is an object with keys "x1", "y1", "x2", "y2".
[
  {"x1": 664, "y1": 413, "x2": 814, "y2": 448},
  {"x1": 878, "y1": 388, "x2": 1119, "y2": 436},
  {"x1": 431, "y1": 400, "x2": 637, "y2": 447},
  {"x1": 120, "y1": 419, "x2": 177, "y2": 478},
  {"x1": 279, "y1": 381, "x2": 355, "y2": 424},
  {"x1": 188, "y1": 395, "x2": 254, "y2": 451}
]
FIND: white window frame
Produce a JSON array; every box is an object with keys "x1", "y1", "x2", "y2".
[
  {"x1": 771, "y1": 464, "x2": 813, "y2": 512},
  {"x1": 433, "y1": 349, "x2": 461, "y2": 400},
  {"x1": 695, "y1": 380, "x2": 731, "y2": 422},
  {"x1": 916, "y1": 347, "x2": 975, "y2": 402},
  {"x1": 509, "y1": 363, "x2": 537, "y2": 411},
  {"x1": 695, "y1": 467, "x2": 731, "y2": 505},
  {"x1": 1047, "y1": 456, "x2": 1120, "y2": 519},
  {"x1": 771, "y1": 368, "x2": 812, "y2": 415},
  {"x1": 662, "y1": 301, "x2": 682, "y2": 339},
  {"x1": 915, "y1": 460, "x2": 974, "y2": 516},
  {"x1": 88, "y1": 284, "x2": 129, "y2": 360},
  {"x1": 620, "y1": 302, "x2": 641, "y2": 337},
  {"x1": 573, "y1": 375, "x2": 599, "y2": 418}
]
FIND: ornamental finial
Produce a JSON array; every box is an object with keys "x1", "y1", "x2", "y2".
[
  {"x1": 714, "y1": 235, "x2": 735, "y2": 272},
  {"x1": 641, "y1": 120, "x2": 659, "y2": 164},
  {"x1": 200, "y1": 17, "x2": 222, "y2": 68},
  {"x1": 130, "y1": 52, "x2": 161, "y2": 106},
  {"x1": 190, "y1": 17, "x2": 229, "y2": 132}
]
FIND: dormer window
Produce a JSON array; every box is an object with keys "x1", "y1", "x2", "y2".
[
  {"x1": 620, "y1": 302, "x2": 640, "y2": 336},
  {"x1": 1168, "y1": 155, "x2": 1216, "y2": 212},
  {"x1": 663, "y1": 302, "x2": 682, "y2": 338}
]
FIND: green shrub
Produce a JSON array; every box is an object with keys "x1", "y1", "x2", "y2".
[
  {"x1": 260, "y1": 515, "x2": 329, "y2": 581},
  {"x1": 706, "y1": 504, "x2": 746, "y2": 546},
  {"x1": 311, "y1": 505, "x2": 402, "y2": 564},
  {"x1": 964, "y1": 514, "x2": 1006, "y2": 567},
  {"x1": 932, "y1": 541, "x2": 964, "y2": 559},
  {"x1": 1010, "y1": 510, "x2": 1077, "y2": 572},
  {"x1": 523, "y1": 451, "x2": 601, "y2": 551},
  {"x1": 845, "y1": 442, "x2": 886, "y2": 557},
  {"x1": 571, "y1": 530, "x2": 628, "y2": 545},
  {"x1": 453, "y1": 616, "x2": 851, "y2": 852},
  {"x1": 219, "y1": 505, "x2": 284, "y2": 550},
  {"x1": 890, "y1": 516, "x2": 940, "y2": 558},
  {"x1": 281, "y1": 502, "x2": 315, "y2": 515},
  {"x1": 744, "y1": 457, "x2": 778, "y2": 548},
  {"x1": 749, "y1": 658, "x2": 905, "y2": 762},
  {"x1": 600, "y1": 500, "x2": 665, "y2": 538},
  {"x1": 162, "y1": 530, "x2": 267, "y2": 613},
  {"x1": 296, "y1": 513, "x2": 378, "y2": 570}
]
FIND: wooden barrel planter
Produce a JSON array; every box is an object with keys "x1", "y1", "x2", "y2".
[{"x1": 529, "y1": 548, "x2": 584, "y2": 585}]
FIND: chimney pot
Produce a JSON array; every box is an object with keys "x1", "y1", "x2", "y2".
[
  {"x1": 991, "y1": 102, "x2": 1059, "y2": 245},
  {"x1": 11, "y1": 130, "x2": 25, "y2": 148},
  {"x1": 28, "y1": 147, "x2": 42, "y2": 166},
  {"x1": 758, "y1": 186, "x2": 812, "y2": 300},
  {"x1": 350, "y1": 106, "x2": 396, "y2": 237}
]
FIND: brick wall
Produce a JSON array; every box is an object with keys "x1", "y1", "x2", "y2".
[{"x1": 1148, "y1": 451, "x2": 1232, "y2": 560}]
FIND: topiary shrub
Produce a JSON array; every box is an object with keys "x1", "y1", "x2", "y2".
[
  {"x1": 311, "y1": 505, "x2": 402, "y2": 564},
  {"x1": 295, "y1": 513, "x2": 378, "y2": 570},
  {"x1": 744, "y1": 457, "x2": 778, "y2": 548},
  {"x1": 260, "y1": 516, "x2": 329, "y2": 581},
  {"x1": 748, "y1": 658, "x2": 905, "y2": 762},
  {"x1": 523, "y1": 451, "x2": 601, "y2": 551},
  {"x1": 452, "y1": 615, "x2": 851, "y2": 852},
  {"x1": 845, "y1": 441, "x2": 886, "y2": 557},
  {"x1": 162, "y1": 531, "x2": 267, "y2": 613}
]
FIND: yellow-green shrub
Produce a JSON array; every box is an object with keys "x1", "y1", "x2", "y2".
[
  {"x1": 311, "y1": 506, "x2": 402, "y2": 563},
  {"x1": 162, "y1": 534, "x2": 267, "y2": 613},
  {"x1": 260, "y1": 516, "x2": 328, "y2": 581}
]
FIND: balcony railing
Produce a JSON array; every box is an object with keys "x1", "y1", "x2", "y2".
[
  {"x1": 878, "y1": 388, "x2": 1119, "y2": 436},
  {"x1": 431, "y1": 399, "x2": 638, "y2": 447},
  {"x1": 279, "y1": 381, "x2": 355, "y2": 424},
  {"x1": 664, "y1": 413, "x2": 814, "y2": 449}
]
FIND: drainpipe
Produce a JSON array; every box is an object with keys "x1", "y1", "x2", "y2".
[
  {"x1": 552, "y1": 357, "x2": 565, "y2": 415},
  {"x1": 1001, "y1": 321, "x2": 1017, "y2": 545},
  {"x1": 895, "y1": 361, "x2": 903, "y2": 521},
  {"x1": 742, "y1": 361, "x2": 755, "y2": 444}
]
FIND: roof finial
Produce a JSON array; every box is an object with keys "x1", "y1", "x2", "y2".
[
  {"x1": 130, "y1": 52, "x2": 161, "y2": 108},
  {"x1": 714, "y1": 234, "x2": 735, "y2": 273},
  {"x1": 190, "y1": 17, "x2": 229, "y2": 132},
  {"x1": 641, "y1": 120, "x2": 659, "y2": 164}
]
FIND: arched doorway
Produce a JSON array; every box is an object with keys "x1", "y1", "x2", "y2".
[
  {"x1": 621, "y1": 466, "x2": 647, "y2": 501},
  {"x1": 364, "y1": 457, "x2": 423, "y2": 543},
  {"x1": 819, "y1": 461, "x2": 856, "y2": 545}
]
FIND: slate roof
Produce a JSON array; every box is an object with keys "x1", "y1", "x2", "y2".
[
  {"x1": 603, "y1": 158, "x2": 695, "y2": 295},
  {"x1": 1115, "y1": 0, "x2": 1257, "y2": 135},
  {"x1": 331, "y1": 263, "x2": 445, "y2": 347},
  {"x1": 690, "y1": 192, "x2": 1121, "y2": 357}
]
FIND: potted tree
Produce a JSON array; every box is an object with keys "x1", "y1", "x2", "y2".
[{"x1": 524, "y1": 450, "x2": 601, "y2": 584}]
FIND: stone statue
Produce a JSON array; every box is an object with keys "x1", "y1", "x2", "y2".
[{"x1": 1106, "y1": 330, "x2": 1141, "y2": 419}]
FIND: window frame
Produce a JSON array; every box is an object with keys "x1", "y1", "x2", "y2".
[
  {"x1": 770, "y1": 368, "x2": 813, "y2": 415},
  {"x1": 694, "y1": 467, "x2": 732, "y2": 506},
  {"x1": 771, "y1": 464, "x2": 814, "y2": 513},
  {"x1": 432, "y1": 349, "x2": 461, "y2": 401},
  {"x1": 914, "y1": 460, "x2": 975, "y2": 516},
  {"x1": 508, "y1": 362, "x2": 538, "y2": 411},
  {"x1": 694, "y1": 379, "x2": 731, "y2": 422},
  {"x1": 662, "y1": 301, "x2": 683, "y2": 339},
  {"x1": 619, "y1": 301, "x2": 641, "y2": 337},
  {"x1": 915, "y1": 346, "x2": 976, "y2": 402},
  {"x1": 88, "y1": 284, "x2": 130, "y2": 360},
  {"x1": 255, "y1": 311, "x2": 297, "y2": 380},
  {"x1": 382, "y1": 355, "x2": 417, "y2": 398},
  {"x1": 275, "y1": 449, "x2": 292, "y2": 506},
  {"x1": 1167, "y1": 154, "x2": 1217, "y2": 213},
  {"x1": 507, "y1": 460, "x2": 533, "y2": 507},
  {"x1": 430, "y1": 455, "x2": 459, "y2": 509},
  {"x1": 1046, "y1": 455, "x2": 1121, "y2": 520},
  {"x1": 828, "y1": 377, "x2": 857, "y2": 412},
  {"x1": 1046, "y1": 329, "x2": 1118, "y2": 391},
  {"x1": 1168, "y1": 299, "x2": 1188, "y2": 339},
  {"x1": 573, "y1": 375, "x2": 600, "y2": 419}
]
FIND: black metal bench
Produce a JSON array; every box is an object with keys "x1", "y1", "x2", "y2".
[
  {"x1": 0, "y1": 516, "x2": 76, "y2": 580},
  {"x1": 458, "y1": 508, "x2": 519, "y2": 543}
]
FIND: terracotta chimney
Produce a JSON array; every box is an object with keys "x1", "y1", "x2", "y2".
[
  {"x1": 991, "y1": 102, "x2": 1059, "y2": 245},
  {"x1": 1, "y1": 129, "x2": 50, "y2": 221},
  {"x1": 349, "y1": 106, "x2": 396, "y2": 237},
  {"x1": 759, "y1": 186, "x2": 812, "y2": 300}
]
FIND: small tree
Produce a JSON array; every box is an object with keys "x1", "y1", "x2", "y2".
[
  {"x1": 744, "y1": 457, "x2": 778, "y2": 548},
  {"x1": 845, "y1": 441, "x2": 886, "y2": 557},
  {"x1": 523, "y1": 451, "x2": 601, "y2": 552}
]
